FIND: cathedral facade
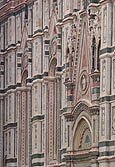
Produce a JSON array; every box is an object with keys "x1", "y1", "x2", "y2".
[{"x1": 0, "y1": 0, "x2": 115, "y2": 167}]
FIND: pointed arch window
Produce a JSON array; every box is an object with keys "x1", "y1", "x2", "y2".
[
  {"x1": 48, "y1": 58, "x2": 58, "y2": 160},
  {"x1": 91, "y1": 36, "x2": 96, "y2": 72},
  {"x1": 97, "y1": 39, "x2": 101, "y2": 71},
  {"x1": 66, "y1": 47, "x2": 70, "y2": 63}
]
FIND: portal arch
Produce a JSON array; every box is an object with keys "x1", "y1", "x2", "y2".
[{"x1": 72, "y1": 101, "x2": 92, "y2": 151}]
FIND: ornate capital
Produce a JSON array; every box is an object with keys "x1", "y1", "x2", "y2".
[{"x1": 90, "y1": 106, "x2": 99, "y2": 115}]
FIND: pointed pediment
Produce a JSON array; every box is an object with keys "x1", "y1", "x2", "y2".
[
  {"x1": 80, "y1": 23, "x2": 89, "y2": 70},
  {"x1": 20, "y1": 24, "x2": 28, "y2": 52},
  {"x1": 76, "y1": 22, "x2": 91, "y2": 101},
  {"x1": 48, "y1": 10, "x2": 58, "y2": 38}
]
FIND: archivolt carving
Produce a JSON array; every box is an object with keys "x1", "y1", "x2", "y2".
[{"x1": 73, "y1": 101, "x2": 91, "y2": 122}]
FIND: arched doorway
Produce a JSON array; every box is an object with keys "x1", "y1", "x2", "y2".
[
  {"x1": 72, "y1": 102, "x2": 92, "y2": 167},
  {"x1": 65, "y1": 102, "x2": 94, "y2": 167}
]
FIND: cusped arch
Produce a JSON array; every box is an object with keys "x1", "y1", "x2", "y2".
[
  {"x1": 72, "y1": 100, "x2": 92, "y2": 151},
  {"x1": 49, "y1": 57, "x2": 57, "y2": 76},
  {"x1": 21, "y1": 70, "x2": 28, "y2": 86}
]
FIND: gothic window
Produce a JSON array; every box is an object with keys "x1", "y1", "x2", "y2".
[
  {"x1": 67, "y1": 125, "x2": 70, "y2": 147},
  {"x1": 6, "y1": 58, "x2": 8, "y2": 85},
  {"x1": 3, "y1": 24, "x2": 5, "y2": 49},
  {"x1": 16, "y1": 15, "x2": 21, "y2": 43},
  {"x1": 5, "y1": 97, "x2": 8, "y2": 122},
  {"x1": 9, "y1": 131, "x2": 11, "y2": 154},
  {"x1": 29, "y1": 8, "x2": 33, "y2": 35},
  {"x1": 48, "y1": 58, "x2": 57, "y2": 160},
  {"x1": 34, "y1": 86, "x2": 38, "y2": 112},
  {"x1": 91, "y1": 36, "x2": 96, "y2": 72},
  {"x1": 66, "y1": 47, "x2": 69, "y2": 63},
  {"x1": 22, "y1": 70, "x2": 28, "y2": 87},
  {"x1": 5, "y1": 22, "x2": 8, "y2": 46},
  {"x1": 93, "y1": 119, "x2": 95, "y2": 143},
  {"x1": 101, "y1": 107, "x2": 105, "y2": 136},
  {"x1": 9, "y1": 55, "x2": 12, "y2": 83},
  {"x1": 34, "y1": 124, "x2": 37, "y2": 149},
  {"x1": 42, "y1": 123, "x2": 45, "y2": 151},
  {"x1": 64, "y1": 120, "x2": 67, "y2": 143},
  {"x1": 9, "y1": 18, "x2": 12, "y2": 42},
  {"x1": 35, "y1": 42, "x2": 38, "y2": 71},
  {"x1": 36, "y1": 2, "x2": 38, "y2": 27},
  {"x1": 5, "y1": 133, "x2": 7, "y2": 153},
  {"x1": 15, "y1": 130, "x2": 17, "y2": 156},
  {"x1": 102, "y1": 62, "x2": 106, "y2": 92},
  {"x1": 97, "y1": 39, "x2": 101, "y2": 71},
  {"x1": 20, "y1": 70, "x2": 28, "y2": 165},
  {"x1": 61, "y1": 119, "x2": 63, "y2": 146},
  {"x1": 9, "y1": 95, "x2": 11, "y2": 121},
  {"x1": 25, "y1": 4, "x2": 28, "y2": 20}
]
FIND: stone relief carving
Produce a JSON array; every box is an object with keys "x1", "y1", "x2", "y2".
[{"x1": 73, "y1": 103, "x2": 90, "y2": 122}]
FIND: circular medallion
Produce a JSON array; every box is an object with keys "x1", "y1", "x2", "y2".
[
  {"x1": 81, "y1": 74, "x2": 87, "y2": 91},
  {"x1": 80, "y1": 71, "x2": 89, "y2": 94}
]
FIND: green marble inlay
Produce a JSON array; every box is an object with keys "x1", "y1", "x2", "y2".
[
  {"x1": 32, "y1": 162, "x2": 44, "y2": 166},
  {"x1": 92, "y1": 87, "x2": 100, "y2": 94},
  {"x1": 31, "y1": 153, "x2": 44, "y2": 159}
]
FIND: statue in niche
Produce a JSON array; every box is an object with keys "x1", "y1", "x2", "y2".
[{"x1": 81, "y1": 74, "x2": 87, "y2": 91}]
